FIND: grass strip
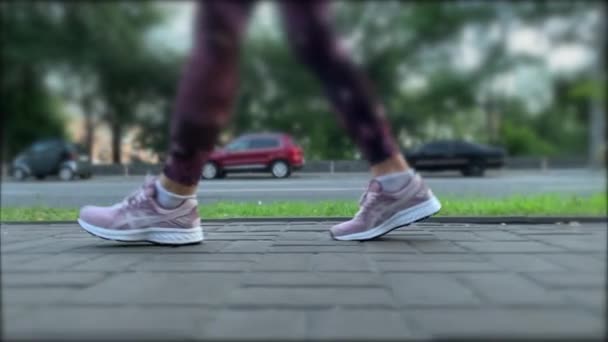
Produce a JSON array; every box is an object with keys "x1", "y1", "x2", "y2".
[{"x1": 1, "y1": 193, "x2": 605, "y2": 222}]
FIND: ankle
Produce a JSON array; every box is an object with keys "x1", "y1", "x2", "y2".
[
  {"x1": 155, "y1": 179, "x2": 196, "y2": 209},
  {"x1": 159, "y1": 174, "x2": 198, "y2": 196},
  {"x1": 370, "y1": 154, "x2": 410, "y2": 177}
]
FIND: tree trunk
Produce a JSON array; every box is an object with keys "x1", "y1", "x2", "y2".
[
  {"x1": 111, "y1": 120, "x2": 122, "y2": 164},
  {"x1": 82, "y1": 95, "x2": 95, "y2": 158},
  {"x1": 588, "y1": 1, "x2": 606, "y2": 168}
]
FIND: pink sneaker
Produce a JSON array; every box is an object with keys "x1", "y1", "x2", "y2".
[
  {"x1": 77, "y1": 177, "x2": 203, "y2": 245},
  {"x1": 330, "y1": 172, "x2": 441, "y2": 241}
]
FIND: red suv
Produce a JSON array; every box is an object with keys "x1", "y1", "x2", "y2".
[{"x1": 202, "y1": 133, "x2": 305, "y2": 179}]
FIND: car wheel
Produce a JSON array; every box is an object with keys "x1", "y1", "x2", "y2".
[
  {"x1": 202, "y1": 162, "x2": 219, "y2": 179},
  {"x1": 462, "y1": 162, "x2": 485, "y2": 177},
  {"x1": 271, "y1": 160, "x2": 291, "y2": 178},
  {"x1": 59, "y1": 167, "x2": 75, "y2": 181},
  {"x1": 12, "y1": 168, "x2": 27, "y2": 181}
]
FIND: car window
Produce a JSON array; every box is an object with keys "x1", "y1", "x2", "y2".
[
  {"x1": 454, "y1": 141, "x2": 480, "y2": 152},
  {"x1": 226, "y1": 139, "x2": 250, "y2": 152},
  {"x1": 250, "y1": 137, "x2": 280, "y2": 149},
  {"x1": 422, "y1": 142, "x2": 449, "y2": 153},
  {"x1": 30, "y1": 142, "x2": 52, "y2": 153}
]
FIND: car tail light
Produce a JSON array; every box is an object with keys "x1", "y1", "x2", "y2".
[{"x1": 289, "y1": 146, "x2": 301, "y2": 159}]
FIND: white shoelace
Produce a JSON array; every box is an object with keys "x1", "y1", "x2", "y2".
[
  {"x1": 122, "y1": 186, "x2": 149, "y2": 208},
  {"x1": 354, "y1": 191, "x2": 380, "y2": 220}
]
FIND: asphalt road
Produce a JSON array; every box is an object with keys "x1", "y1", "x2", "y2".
[{"x1": 1, "y1": 169, "x2": 605, "y2": 208}]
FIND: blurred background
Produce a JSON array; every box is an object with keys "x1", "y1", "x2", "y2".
[{"x1": 1, "y1": 0, "x2": 606, "y2": 169}]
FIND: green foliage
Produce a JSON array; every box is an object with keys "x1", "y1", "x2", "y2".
[
  {"x1": 1, "y1": 1, "x2": 599, "y2": 161},
  {"x1": 1, "y1": 2, "x2": 68, "y2": 159},
  {"x1": 501, "y1": 121, "x2": 555, "y2": 156}
]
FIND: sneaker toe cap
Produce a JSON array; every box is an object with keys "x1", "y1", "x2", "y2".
[
  {"x1": 79, "y1": 205, "x2": 115, "y2": 228},
  {"x1": 330, "y1": 220, "x2": 363, "y2": 238}
]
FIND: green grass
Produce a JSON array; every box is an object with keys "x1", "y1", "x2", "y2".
[{"x1": 1, "y1": 193, "x2": 605, "y2": 222}]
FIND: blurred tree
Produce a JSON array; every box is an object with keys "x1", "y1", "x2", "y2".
[
  {"x1": 59, "y1": 2, "x2": 169, "y2": 163},
  {"x1": 2, "y1": 0, "x2": 601, "y2": 163},
  {"x1": 1, "y1": 2, "x2": 69, "y2": 160},
  {"x1": 1, "y1": 2, "x2": 172, "y2": 164}
]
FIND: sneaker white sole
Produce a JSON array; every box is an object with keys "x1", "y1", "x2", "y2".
[
  {"x1": 77, "y1": 219, "x2": 204, "y2": 245},
  {"x1": 333, "y1": 196, "x2": 441, "y2": 241}
]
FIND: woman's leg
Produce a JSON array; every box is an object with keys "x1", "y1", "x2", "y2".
[
  {"x1": 77, "y1": 0, "x2": 256, "y2": 245},
  {"x1": 163, "y1": 0, "x2": 256, "y2": 191},
  {"x1": 278, "y1": 0, "x2": 408, "y2": 177},
  {"x1": 278, "y1": 0, "x2": 440, "y2": 241}
]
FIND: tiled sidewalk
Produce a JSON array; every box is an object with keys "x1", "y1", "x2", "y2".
[{"x1": 1, "y1": 221, "x2": 605, "y2": 340}]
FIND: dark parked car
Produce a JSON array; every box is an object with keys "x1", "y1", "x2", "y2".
[
  {"x1": 403, "y1": 140, "x2": 506, "y2": 177},
  {"x1": 11, "y1": 139, "x2": 92, "y2": 181},
  {"x1": 202, "y1": 133, "x2": 305, "y2": 179}
]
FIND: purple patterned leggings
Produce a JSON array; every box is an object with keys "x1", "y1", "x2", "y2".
[{"x1": 163, "y1": 0, "x2": 399, "y2": 185}]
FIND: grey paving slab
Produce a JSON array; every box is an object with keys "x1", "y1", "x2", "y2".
[
  {"x1": 408, "y1": 240, "x2": 470, "y2": 253},
  {"x1": 1, "y1": 221, "x2": 605, "y2": 340},
  {"x1": 268, "y1": 245, "x2": 366, "y2": 253},
  {"x1": 2, "y1": 288, "x2": 76, "y2": 305},
  {"x1": 251, "y1": 254, "x2": 313, "y2": 271},
  {"x1": 524, "y1": 272, "x2": 606, "y2": 289},
  {"x1": 376, "y1": 260, "x2": 501, "y2": 272},
  {"x1": 203, "y1": 309, "x2": 309, "y2": 340},
  {"x1": 308, "y1": 309, "x2": 419, "y2": 339},
  {"x1": 276, "y1": 231, "x2": 327, "y2": 240},
  {"x1": 529, "y1": 235, "x2": 607, "y2": 252},
  {"x1": 430, "y1": 231, "x2": 483, "y2": 241},
  {"x1": 559, "y1": 289, "x2": 605, "y2": 313},
  {"x1": 64, "y1": 273, "x2": 242, "y2": 305},
  {"x1": 221, "y1": 240, "x2": 273, "y2": 253},
  {"x1": 226, "y1": 287, "x2": 396, "y2": 308},
  {"x1": 385, "y1": 274, "x2": 481, "y2": 306},
  {"x1": 404, "y1": 308, "x2": 604, "y2": 338},
  {"x1": 455, "y1": 240, "x2": 565, "y2": 253},
  {"x1": 537, "y1": 253, "x2": 606, "y2": 271},
  {"x1": 455, "y1": 273, "x2": 568, "y2": 306},
  {"x1": 368, "y1": 253, "x2": 484, "y2": 262},
  {"x1": 1, "y1": 271, "x2": 108, "y2": 287},
  {"x1": 69, "y1": 253, "x2": 154, "y2": 271},
  {"x1": 363, "y1": 240, "x2": 419, "y2": 253},
  {"x1": 474, "y1": 230, "x2": 528, "y2": 241},
  {"x1": 310, "y1": 253, "x2": 375, "y2": 272},
  {"x1": 4, "y1": 253, "x2": 103, "y2": 271},
  {"x1": 207, "y1": 233, "x2": 277, "y2": 240},
  {"x1": 240, "y1": 272, "x2": 384, "y2": 287},
  {"x1": 131, "y1": 260, "x2": 254, "y2": 272},
  {"x1": 3, "y1": 306, "x2": 218, "y2": 340},
  {"x1": 481, "y1": 254, "x2": 567, "y2": 272}
]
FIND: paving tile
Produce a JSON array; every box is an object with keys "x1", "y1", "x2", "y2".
[
  {"x1": 203, "y1": 309, "x2": 308, "y2": 340},
  {"x1": 455, "y1": 241, "x2": 563, "y2": 253},
  {"x1": 226, "y1": 287, "x2": 395, "y2": 308},
  {"x1": 240, "y1": 272, "x2": 383, "y2": 287},
  {"x1": 1, "y1": 272, "x2": 108, "y2": 287},
  {"x1": 385, "y1": 274, "x2": 480, "y2": 306},
  {"x1": 309, "y1": 309, "x2": 416, "y2": 339},
  {"x1": 524, "y1": 272, "x2": 606, "y2": 289},
  {"x1": 405, "y1": 309, "x2": 604, "y2": 338},
  {"x1": 65, "y1": 273, "x2": 241, "y2": 305},
  {"x1": 456, "y1": 273, "x2": 567, "y2": 305},
  {"x1": 3, "y1": 306, "x2": 218, "y2": 340}
]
